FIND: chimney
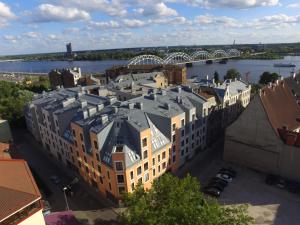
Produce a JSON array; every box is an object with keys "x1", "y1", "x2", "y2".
[
  {"x1": 128, "y1": 102, "x2": 135, "y2": 109},
  {"x1": 177, "y1": 86, "x2": 182, "y2": 93},
  {"x1": 137, "y1": 102, "x2": 143, "y2": 110},
  {"x1": 101, "y1": 114, "x2": 108, "y2": 124},
  {"x1": 165, "y1": 103, "x2": 171, "y2": 110},
  {"x1": 97, "y1": 104, "x2": 104, "y2": 111},
  {"x1": 80, "y1": 101, "x2": 87, "y2": 108}
]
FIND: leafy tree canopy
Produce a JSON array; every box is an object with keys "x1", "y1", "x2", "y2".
[
  {"x1": 224, "y1": 69, "x2": 241, "y2": 80},
  {"x1": 259, "y1": 71, "x2": 279, "y2": 85},
  {"x1": 120, "y1": 173, "x2": 253, "y2": 225}
]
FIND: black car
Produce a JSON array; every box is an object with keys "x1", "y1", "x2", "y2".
[
  {"x1": 219, "y1": 168, "x2": 237, "y2": 178},
  {"x1": 210, "y1": 177, "x2": 228, "y2": 186},
  {"x1": 203, "y1": 187, "x2": 221, "y2": 197},
  {"x1": 208, "y1": 180, "x2": 227, "y2": 189},
  {"x1": 206, "y1": 182, "x2": 224, "y2": 192}
]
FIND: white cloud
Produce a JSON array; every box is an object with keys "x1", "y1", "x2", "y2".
[
  {"x1": 0, "y1": 2, "x2": 16, "y2": 19},
  {"x1": 29, "y1": 4, "x2": 90, "y2": 22},
  {"x1": 23, "y1": 31, "x2": 39, "y2": 38},
  {"x1": 137, "y1": 2, "x2": 178, "y2": 17},
  {"x1": 286, "y1": 3, "x2": 300, "y2": 8},
  {"x1": 247, "y1": 14, "x2": 300, "y2": 28},
  {"x1": 194, "y1": 14, "x2": 238, "y2": 27},
  {"x1": 55, "y1": 0, "x2": 127, "y2": 17},
  {"x1": 89, "y1": 20, "x2": 120, "y2": 29},
  {"x1": 3, "y1": 35, "x2": 19, "y2": 43},
  {"x1": 177, "y1": 0, "x2": 279, "y2": 8},
  {"x1": 123, "y1": 19, "x2": 148, "y2": 28}
]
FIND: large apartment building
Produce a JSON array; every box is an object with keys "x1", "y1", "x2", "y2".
[{"x1": 25, "y1": 85, "x2": 209, "y2": 201}]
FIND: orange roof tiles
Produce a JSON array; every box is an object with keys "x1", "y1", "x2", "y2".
[
  {"x1": 0, "y1": 159, "x2": 41, "y2": 221},
  {"x1": 260, "y1": 80, "x2": 300, "y2": 136}
]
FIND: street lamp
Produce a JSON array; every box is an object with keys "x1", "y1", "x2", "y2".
[{"x1": 62, "y1": 187, "x2": 70, "y2": 211}]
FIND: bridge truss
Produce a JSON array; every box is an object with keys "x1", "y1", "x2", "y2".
[{"x1": 127, "y1": 49, "x2": 241, "y2": 65}]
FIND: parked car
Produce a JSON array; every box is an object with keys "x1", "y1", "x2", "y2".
[
  {"x1": 50, "y1": 175, "x2": 61, "y2": 184},
  {"x1": 42, "y1": 200, "x2": 51, "y2": 216},
  {"x1": 203, "y1": 187, "x2": 221, "y2": 197},
  {"x1": 205, "y1": 183, "x2": 224, "y2": 192},
  {"x1": 266, "y1": 174, "x2": 300, "y2": 193},
  {"x1": 216, "y1": 173, "x2": 232, "y2": 183},
  {"x1": 219, "y1": 168, "x2": 237, "y2": 178},
  {"x1": 210, "y1": 177, "x2": 228, "y2": 187},
  {"x1": 208, "y1": 180, "x2": 227, "y2": 189}
]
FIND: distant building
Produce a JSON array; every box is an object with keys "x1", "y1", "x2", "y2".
[
  {"x1": 105, "y1": 64, "x2": 187, "y2": 85},
  {"x1": 224, "y1": 76, "x2": 300, "y2": 182},
  {"x1": 0, "y1": 159, "x2": 45, "y2": 225},
  {"x1": 190, "y1": 78, "x2": 251, "y2": 145},
  {"x1": 48, "y1": 67, "x2": 82, "y2": 89},
  {"x1": 66, "y1": 43, "x2": 72, "y2": 55}
]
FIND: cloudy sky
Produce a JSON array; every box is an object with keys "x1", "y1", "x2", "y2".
[{"x1": 0, "y1": 0, "x2": 300, "y2": 55}]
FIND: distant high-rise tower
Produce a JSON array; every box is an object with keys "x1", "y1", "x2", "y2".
[{"x1": 66, "y1": 43, "x2": 72, "y2": 56}]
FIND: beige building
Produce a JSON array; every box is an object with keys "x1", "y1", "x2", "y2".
[{"x1": 224, "y1": 78, "x2": 300, "y2": 182}]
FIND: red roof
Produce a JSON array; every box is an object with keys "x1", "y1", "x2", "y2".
[
  {"x1": 260, "y1": 80, "x2": 300, "y2": 136},
  {"x1": 0, "y1": 159, "x2": 41, "y2": 222},
  {"x1": 278, "y1": 129, "x2": 300, "y2": 146}
]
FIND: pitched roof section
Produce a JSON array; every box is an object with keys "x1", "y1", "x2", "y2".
[
  {"x1": 260, "y1": 80, "x2": 300, "y2": 136},
  {"x1": 0, "y1": 160, "x2": 41, "y2": 221}
]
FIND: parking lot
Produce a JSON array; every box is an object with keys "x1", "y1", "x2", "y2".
[{"x1": 218, "y1": 167, "x2": 300, "y2": 225}]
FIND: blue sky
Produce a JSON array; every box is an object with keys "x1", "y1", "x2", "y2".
[{"x1": 0, "y1": 0, "x2": 300, "y2": 55}]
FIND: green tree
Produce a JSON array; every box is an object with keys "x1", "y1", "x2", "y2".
[
  {"x1": 120, "y1": 173, "x2": 253, "y2": 225},
  {"x1": 259, "y1": 72, "x2": 279, "y2": 85},
  {"x1": 213, "y1": 71, "x2": 220, "y2": 84},
  {"x1": 224, "y1": 69, "x2": 241, "y2": 80},
  {"x1": 0, "y1": 81, "x2": 34, "y2": 127}
]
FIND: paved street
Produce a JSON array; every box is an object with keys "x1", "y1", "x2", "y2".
[{"x1": 12, "y1": 129, "x2": 114, "y2": 213}]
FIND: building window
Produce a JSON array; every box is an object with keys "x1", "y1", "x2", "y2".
[
  {"x1": 72, "y1": 129, "x2": 76, "y2": 136},
  {"x1": 158, "y1": 165, "x2": 161, "y2": 172},
  {"x1": 107, "y1": 171, "x2": 110, "y2": 179},
  {"x1": 153, "y1": 169, "x2": 156, "y2": 177},
  {"x1": 143, "y1": 150, "x2": 148, "y2": 159},
  {"x1": 80, "y1": 133, "x2": 83, "y2": 141},
  {"x1": 138, "y1": 177, "x2": 142, "y2": 184},
  {"x1": 117, "y1": 175, "x2": 124, "y2": 184},
  {"x1": 109, "y1": 183, "x2": 112, "y2": 190},
  {"x1": 181, "y1": 119, "x2": 185, "y2": 127},
  {"x1": 172, "y1": 123, "x2": 176, "y2": 131},
  {"x1": 162, "y1": 151, "x2": 166, "y2": 159},
  {"x1": 98, "y1": 165, "x2": 101, "y2": 173},
  {"x1": 130, "y1": 171, "x2": 134, "y2": 180},
  {"x1": 172, "y1": 134, "x2": 176, "y2": 142},
  {"x1": 142, "y1": 137, "x2": 147, "y2": 147},
  {"x1": 119, "y1": 186, "x2": 125, "y2": 194},
  {"x1": 185, "y1": 147, "x2": 189, "y2": 153},
  {"x1": 186, "y1": 138, "x2": 188, "y2": 144},
  {"x1": 172, "y1": 146, "x2": 176, "y2": 153},
  {"x1": 192, "y1": 124, "x2": 195, "y2": 130},
  {"x1": 158, "y1": 155, "x2": 161, "y2": 162},
  {"x1": 76, "y1": 151, "x2": 79, "y2": 157},
  {"x1": 84, "y1": 156, "x2": 87, "y2": 163},
  {"x1": 144, "y1": 173, "x2": 149, "y2": 182},
  {"x1": 192, "y1": 134, "x2": 194, "y2": 140},
  {"x1": 99, "y1": 176, "x2": 103, "y2": 184},
  {"x1": 69, "y1": 146, "x2": 73, "y2": 153},
  {"x1": 181, "y1": 140, "x2": 184, "y2": 147},
  {"x1": 115, "y1": 162, "x2": 123, "y2": 171},
  {"x1": 74, "y1": 140, "x2": 78, "y2": 147},
  {"x1": 152, "y1": 158, "x2": 155, "y2": 166},
  {"x1": 181, "y1": 150, "x2": 184, "y2": 156},
  {"x1": 173, "y1": 155, "x2": 176, "y2": 163},
  {"x1": 137, "y1": 166, "x2": 142, "y2": 175},
  {"x1": 131, "y1": 183, "x2": 135, "y2": 191},
  {"x1": 82, "y1": 144, "x2": 85, "y2": 152},
  {"x1": 181, "y1": 129, "x2": 185, "y2": 137},
  {"x1": 85, "y1": 166, "x2": 89, "y2": 173},
  {"x1": 144, "y1": 162, "x2": 148, "y2": 171},
  {"x1": 162, "y1": 162, "x2": 166, "y2": 169},
  {"x1": 94, "y1": 141, "x2": 98, "y2": 149},
  {"x1": 96, "y1": 153, "x2": 100, "y2": 161}
]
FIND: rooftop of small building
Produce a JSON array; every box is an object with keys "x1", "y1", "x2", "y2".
[{"x1": 0, "y1": 159, "x2": 41, "y2": 222}]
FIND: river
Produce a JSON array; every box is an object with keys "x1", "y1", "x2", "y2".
[{"x1": 0, "y1": 56, "x2": 299, "y2": 83}]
